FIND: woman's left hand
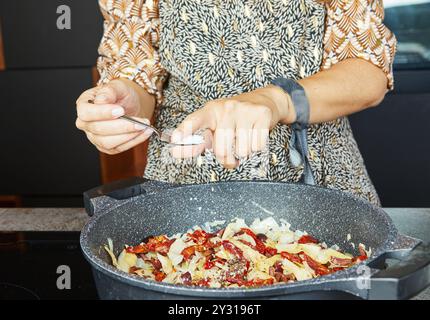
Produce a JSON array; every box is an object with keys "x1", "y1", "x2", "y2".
[{"x1": 170, "y1": 86, "x2": 295, "y2": 168}]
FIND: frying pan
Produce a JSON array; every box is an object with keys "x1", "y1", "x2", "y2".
[{"x1": 80, "y1": 177, "x2": 430, "y2": 299}]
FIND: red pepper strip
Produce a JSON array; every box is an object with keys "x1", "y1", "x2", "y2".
[
  {"x1": 204, "y1": 260, "x2": 215, "y2": 270},
  {"x1": 331, "y1": 267, "x2": 345, "y2": 272},
  {"x1": 280, "y1": 252, "x2": 302, "y2": 264},
  {"x1": 330, "y1": 256, "x2": 353, "y2": 267},
  {"x1": 225, "y1": 276, "x2": 247, "y2": 286},
  {"x1": 188, "y1": 229, "x2": 210, "y2": 245},
  {"x1": 129, "y1": 266, "x2": 141, "y2": 274},
  {"x1": 246, "y1": 278, "x2": 274, "y2": 287},
  {"x1": 154, "y1": 271, "x2": 166, "y2": 282},
  {"x1": 301, "y1": 253, "x2": 331, "y2": 276},
  {"x1": 154, "y1": 239, "x2": 175, "y2": 255},
  {"x1": 147, "y1": 258, "x2": 162, "y2": 270},
  {"x1": 129, "y1": 235, "x2": 170, "y2": 253},
  {"x1": 298, "y1": 235, "x2": 319, "y2": 244},
  {"x1": 126, "y1": 244, "x2": 148, "y2": 254},
  {"x1": 181, "y1": 246, "x2": 196, "y2": 260},
  {"x1": 222, "y1": 240, "x2": 244, "y2": 258},
  {"x1": 240, "y1": 228, "x2": 277, "y2": 256},
  {"x1": 353, "y1": 247, "x2": 368, "y2": 262},
  {"x1": 265, "y1": 247, "x2": 277, "y2": 256}
]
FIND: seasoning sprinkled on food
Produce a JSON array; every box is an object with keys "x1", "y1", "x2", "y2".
[{"x1": 105, "y1": 218, "x2": 368, "y2": 288}]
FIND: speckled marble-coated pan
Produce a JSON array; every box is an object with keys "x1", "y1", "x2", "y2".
[{"x1": 80, "y1": 180, "x2": 428, "y2": 300}]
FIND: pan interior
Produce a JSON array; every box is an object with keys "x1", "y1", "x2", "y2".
[{"x1": 84, "y1": 182, "x2": 393, "y2": 264}]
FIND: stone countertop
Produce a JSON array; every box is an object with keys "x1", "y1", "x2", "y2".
[
  {"x1": 0, "y1": 207, "x2": 429, "y2": 299},
  {"x1": 1, "y1": 207, "x2": 429, "y2": 240},
  {"x1": 0, "y1": 208, "x2": 88, "y2": 231}
]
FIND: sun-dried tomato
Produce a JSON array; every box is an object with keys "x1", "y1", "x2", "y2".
[
  {"x1": 154, "y1": 271, "x2": 166, "y2": 282},
  {"x1": 298, "y1": 235, "x2": 319, "y2": 244},
  {"x1": 274, "y1": 261, "x2": 283, "y2": 273},
  {"x1": 330, "y1": 256, "x2": 353, "y2": 267},
  {"x1": 331, "y1": 267, "x2": 345, "y2": 272},
  {"x1": 188, "y1": 230, "x2": 210, "y2": 245},
  {"x1": 246, "y1": 278, "x2": 274, "y2": 287},
  {"x1": 239, "y1": 228, "x2": 277, "y2": 256},
  {"x1": 301, "y1": 253, "x2": 330, "y2": 276},
  {"x1": 154, "y1": 239, "x2": 175, "y2": 255},
  {"x1": 126, "y1": 244, "x2": 148, "y2": 254},
  {"x1": 222, "y1": 240, "x2": 243, "y2": 258},
  {"x1": 180, "y1": 272, "x2": 192, "y2": 285},
  {"x1": 265, "y1": 247, "x2": 277, "y2": 256},
  {"x1": 225, "y1": 276, "x2": 246, "y2": 286},
  {"x1": 181, "y1": 246, "x2": 196, "y2": 260},
  {"x1": 129, "y1": 266, "x2": 141, "y2": 274},
  {"x1": 148, "y1": 258, "x2": 162, "y2": 270},
  {"x1": 204, "y1": 260, "x2": 215, "y2": 270},
  {"x1": 280, "y1": 252, "x2": 302, "y2": 264}
]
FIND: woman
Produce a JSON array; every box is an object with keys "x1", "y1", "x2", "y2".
[{"x1": 76, "y1": 0, "x2": 396, "y2": 206}]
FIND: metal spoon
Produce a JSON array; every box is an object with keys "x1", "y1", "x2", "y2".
[
  {"x1": 120, "y1": 115, "x2": 205, "y2": 147},
  {"x1": 87, "y1": 99, "x2": 205, "y2": 146}
]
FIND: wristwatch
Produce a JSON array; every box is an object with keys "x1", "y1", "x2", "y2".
[{"x1": 271, "y1": 77, "x2": 315, "y2": 185}]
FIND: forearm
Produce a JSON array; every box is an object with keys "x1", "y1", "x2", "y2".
[
  {"x1": 119, "y1": 78, "x2": 156, "y2": 120},
  {"x1": 299, "y1": 59, "x2": 388, "y2": 123},
  {"x1": 271, "y1": 59, "x2": 389, "y2": 125}
]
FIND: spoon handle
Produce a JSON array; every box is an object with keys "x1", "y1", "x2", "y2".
[{"x1": 120, "y1": 115, "x2": 160, "y2": 136}]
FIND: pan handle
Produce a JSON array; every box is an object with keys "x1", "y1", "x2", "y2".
[
  {"x1": 367, "y1": 241, "x2": 430, "y2": 299},
  {"x1": 83, "y1": 177, "x2": 176, "y2": 217}
]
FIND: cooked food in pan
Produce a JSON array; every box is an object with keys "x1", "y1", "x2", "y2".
[{"x1": 105, "y1": 218, "x2": 369, "y2": 288}]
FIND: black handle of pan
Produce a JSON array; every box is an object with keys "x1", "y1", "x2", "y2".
[
  {"x1": 83, "y1": 177, "x2": 176, "y2": 217},
  {"x1": 367, "y1": 241, "x2": 430, "y2": 299}
]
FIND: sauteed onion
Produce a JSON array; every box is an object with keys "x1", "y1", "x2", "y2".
[{"x1": 105, "y1": 218, "x2": 369, "y2": 288}]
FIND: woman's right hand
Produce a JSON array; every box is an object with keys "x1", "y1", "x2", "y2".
[{"x1": 75, "y1": 79, "x2": 154, "y2": 155}]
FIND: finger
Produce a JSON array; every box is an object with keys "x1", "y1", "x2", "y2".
[
  {"x1": 171, "y1": 106, "x2": 215, "y2": 144},
  {"x1": 213, "y1": 118, "x2": 238, "y2": 168},
  {"x1": 235, "y1": 120, "x2": 253, "y2": 158},
  {"x1": 76, "y1": 117, "x2": 151, "y2": 136},
  {"x1": 87, "y1": 131, "x2": 145, "y2": 151},
  {"x1": 76, "y1": 88, "x2": 98, "y2": 105},
  {"x1": 93, "y1": 80, "x2": 126, "y2": 104},
  {"x1": 86, "y1": 131, "x2": 150, "y2": 155},
  {"x1": 169, "y1": 129, "x2": 212, "y2": 159},
  {"x1": 113, "y1": 130, "x2": 153, "y2": 153},
  {"x1": 77, "y1": 102, "x2": 125, "y2": 121},
  {"x1": 170, "y1": 141, "x2": 207, "y2": 159},
  {"x1": 251, "y1": 117, "x2": 270, "y2": 152}
]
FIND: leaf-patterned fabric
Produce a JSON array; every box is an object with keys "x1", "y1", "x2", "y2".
[{"x1": 96, "y1": 0, "x2": 397, "y2": 205}]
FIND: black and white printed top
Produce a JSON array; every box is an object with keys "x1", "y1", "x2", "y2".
[{"x1": 97, "y1": 0, "x2": 398, "y2": 206}]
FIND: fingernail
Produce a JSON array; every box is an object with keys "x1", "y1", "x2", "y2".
[{"x1": 112, "y1": 107, "x2": 125, "y2": 117}]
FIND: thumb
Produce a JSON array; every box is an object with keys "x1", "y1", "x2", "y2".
[{"x1": 94, "y1": 81, "x2": 125, "y2": 104}]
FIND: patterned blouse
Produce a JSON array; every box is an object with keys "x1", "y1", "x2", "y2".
[
  {"x1": 95, "y1": 0, "x2": 397, "y2": 206},
  {"x1": 97, "y1": 0, "x2": 397, "y2": 105}
]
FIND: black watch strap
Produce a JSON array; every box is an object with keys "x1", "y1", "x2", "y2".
[
  {"x1": 271, "y1": 77, "x2": 315, "y2": 185},
  {"x1": 271, "y1": 77, "x2": 310, "y2": 130}
]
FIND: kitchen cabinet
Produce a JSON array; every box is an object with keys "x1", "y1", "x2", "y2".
[
  {"x1": 0, "y1": 68, "x2": 101, "y2": 196},
  {"x1": 349, "y1": 70, "x2": 430, "y2": 207},
  {"x1": 0, "y1": 0, "x2": 103, "y2": 69}
]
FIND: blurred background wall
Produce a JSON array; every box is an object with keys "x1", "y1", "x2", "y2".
[{"x1": 0, "y1": 0, "x2": 429, "y2": 207}]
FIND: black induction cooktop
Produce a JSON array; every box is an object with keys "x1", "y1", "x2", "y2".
[{"x1": 0, "y1": 231, "x2": 98, "y2": 300}]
